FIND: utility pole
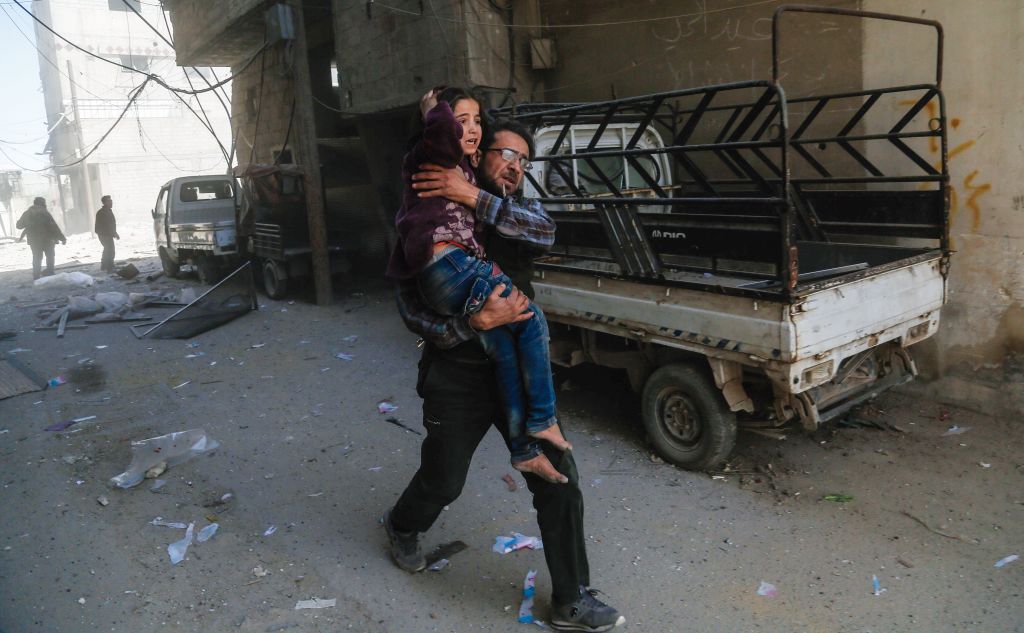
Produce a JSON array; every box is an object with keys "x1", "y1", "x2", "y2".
[
  {"x1": 289, "y1": 0, "x2": 332, "y2": 306},
  {"x1": 67, "y1": 59, "x2": 94, "y2": 233}
]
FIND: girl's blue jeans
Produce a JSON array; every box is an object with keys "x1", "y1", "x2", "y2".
[{"x1": 417, "y1": 246, "x2": 556, "y2": 463}]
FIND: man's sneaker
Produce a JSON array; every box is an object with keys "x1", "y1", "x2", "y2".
[
  {"x1": 383, "y1": 508, "x2": 426, "y2": 573},
  {"x1": 550, "y1": 586, "x2": 625, "y2": 632}
]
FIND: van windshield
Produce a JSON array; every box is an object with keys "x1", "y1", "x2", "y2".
[{"x1": 180, "y1": 180, "x2": 233, "y2": 203}]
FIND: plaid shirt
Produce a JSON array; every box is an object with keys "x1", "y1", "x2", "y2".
[{"x1": 395, "y1": 189, "x2": 555, "y2": 349}]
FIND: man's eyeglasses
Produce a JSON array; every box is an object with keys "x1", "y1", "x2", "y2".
[{"x1": 487, "y1": 147, "x2": 532, "y2": 170}]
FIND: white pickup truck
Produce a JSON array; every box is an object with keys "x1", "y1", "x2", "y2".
[{"x1": 506, "y1": 6, "x2": 949, "y2": 469}]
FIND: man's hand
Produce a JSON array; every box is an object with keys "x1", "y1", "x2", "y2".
[
  {"x1": 114, "y1": 233, "x2": 120, "y2": 240},
  {"x1": 412, "y1": 163, "x2": 480, "y2": 208},
  {"x1": 60, "y1": 239, "x2": 66, "y2": 245},
  {"x1": 468, "y1": 283, "x2": 532, "y2": 331}
]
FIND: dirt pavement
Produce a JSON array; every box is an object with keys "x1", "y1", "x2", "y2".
[{"x1": 0, "y1": 241, "x2": 1021, "y2": 633}]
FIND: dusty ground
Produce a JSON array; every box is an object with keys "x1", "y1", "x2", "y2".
[{"x1": 0, "y1": 229, "x2": 1021, "y2": 633}]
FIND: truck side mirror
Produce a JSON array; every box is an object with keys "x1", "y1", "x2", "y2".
[{"x1": 151, "y1": 208, "x2": 157, "y2": 219}]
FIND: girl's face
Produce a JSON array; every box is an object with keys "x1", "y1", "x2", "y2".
[{"x1": 452, "y1": 98, "x2": 482, "y2": 158}]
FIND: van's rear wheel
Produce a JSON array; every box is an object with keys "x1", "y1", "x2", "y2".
[
  {"x1": 159, "y1": 248, "x2": 180, "y2": 279},
  {"x1": 641, "y1": 363, "x2": 736, "y2": 471},
  {"x1": 262, "y1": 259, "x2": 288, "y2": 299},
  {"x1": 195, "y1": 255, "x2": 222, "y2": 285}
]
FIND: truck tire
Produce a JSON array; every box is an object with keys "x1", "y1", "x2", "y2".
[
  {"x1": 262, "y1": 259, "x2": 288, "y2": 299},
  {"x1": 641, "y1": 363, "x2": 736, "y2": 471},
  {"x1": 195, "y1": 255, "x2": 222, "y2": 285},
  {"x1": 159, "y1": 248, "x2": 180, "y2": 279}
]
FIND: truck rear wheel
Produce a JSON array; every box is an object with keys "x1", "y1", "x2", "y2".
[
  {"x1": 262, "y1": 259, "x2": 288, "y2": 299},
  {"x1": 641, "y1": 363, "x2": 736, "y2": 471},
  {"x1": 159, "y1": 248, "x2": 180, "y2": 279}
]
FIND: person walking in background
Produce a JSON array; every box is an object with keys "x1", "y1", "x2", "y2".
[
  {"x1": 16, "y1": 197, "x2": 66, "y2": 279},
  {"x1": 95, "y1": 195, "x2": 119, "y2": 272}
]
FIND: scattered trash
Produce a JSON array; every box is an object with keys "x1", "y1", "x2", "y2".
[
  {"x1": 95, "y1": 345, "x2": 107, "y2": 350},
  {"x1": 44, "y1": 415, "x2": 96, "y2": 432},
  {"x1": 756, "y1": 581, "x2": 778, "y2": 597},
  {"x1": 518, "y1": 570, "x2": 537, "y2": 623},
  {"x1": 167, "y1": 522, "x2": 195, "y2": 565},
  {"x1": 115, "y1": 263, "x2": 140, "y2": 279},
  {"x1": 342, "y1": 335, "x2": 358, "y2": 346},
  {"x1": 146, "y1": 463, "x2": 167, "y2": 479},
  {"x1": 377, "y1": 401, "x2": 398, "y2": 414},
  {"x1": 33, "y1": 272, "x2": 94, "y2": 289},
  {"x1": 979, "y1": 462, "x2": 992, "y2": 468},
  {"x1": 994, "y1": 554, "x2": 1019, "y2": 568},
  {"x1": 492, "y1": 533, "x2": 543, "y2": 554},
  {"x1": 263, "y1": 525, "x2": 277, "y2": 536},
  {"x1": 942, "y1": 425, "x2": 970, "y2": 436},
  {"x1": 384, "y1": 417, "x2": 422, "y2": 435},
  {"x1": 871, "y1": 574, "x2": 886, "y2": 596},
  {"x1": 294, "y1": 598, "x2": 336, "y2": 610},
  {"x1": 368, "y1": 466, "x2": 383, "y2": 472},
  {"x1": 47, "y1": 376, "x2": 66, "y2": 387},
  {"x1": 196, "y1": 523, "x2": 219, "y2": 543},
  {"x1": 502, "y1": 473, "x2": 518, "y2": 492},
  {"x1": 823, "y1": 493, "x2": 854, "y2": 503},
  {"x1": 150, "y1": 517, "x2": 188, "y2": 529},
  {"x1": 251, "y1": 343, "x2": 265, "y2": 349},
  {"x1": 252, "y1": 566, "x2": 269, "y2": 577},
  {"x1": 109, "y1": 429, "x2": 220, "y2": 489},
  {"x1": 62, "y1": 455, "x2": 86, "y2": 465},
  {"x1": 78, "y1": 597, "x2": 86, "y2": 605},
  {"x1": 150, "y1": 479, "x2": 167, "y2": 492},
  {"x1": 591, "y1": 478, "x2": 603, "y2": 487},
  {"x1": 334, "y1": 352, "x2": 354, "y2": 361},
  {"x1": 427, "y1": 558, "x2": 450, "y2": 572},
  {"x1": 96, "y1": 495, "x2": 109, "y2": 507},
  {"x1": 897, "y1": 557, "x2": 915, "y2": 568},
  {"x1": 649, "y1": 453, "x2": 665, "y2": 464}
]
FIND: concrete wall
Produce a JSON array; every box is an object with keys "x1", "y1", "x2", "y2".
[
  {"x1": 862, "y1": 1, "x2": 1024, "y2": 400},
  {"x1": 230, "y1": 44, "x2": 297, "y2": 166},
  {"x1": 162, "y1": 0, "x2": 264, "y2": 66},
  {"x1": 534, "y1": 0, "x2": 861, "y2": 102}
]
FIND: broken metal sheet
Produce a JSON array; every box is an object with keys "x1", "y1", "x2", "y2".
[
  {"x1": 132, "y1": 262, "x2": 257, "y2": 339},
  {"x1": 0, "y1": 356, "x2": 46, "y2": 400}
]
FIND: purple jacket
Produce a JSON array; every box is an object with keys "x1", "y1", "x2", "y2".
[{"x1": 385, "y1": 101, "x2": 483, "y2": 280}]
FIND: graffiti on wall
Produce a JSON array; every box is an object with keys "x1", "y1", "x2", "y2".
[{"x1": 901, "y1": 99, "x2": 992, "y2": 243}]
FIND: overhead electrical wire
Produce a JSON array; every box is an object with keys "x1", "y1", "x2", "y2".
[
  {"x1": 6, "y1": 77, "x2": 152, "y2": 173},
  {"x1": 12, "y1": 0, "x2": 267, "y2": 96}
]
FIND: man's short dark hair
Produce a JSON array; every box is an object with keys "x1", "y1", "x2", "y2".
[
  {"x1": 33, "y1": 196, "x2": 45, "y2": 206},
  {"x1": 482, "y1": 118, "x2": 535, "y2": 160},
  {"x1": 101, "y1": 195, "x2": 111, "y2": 203}
]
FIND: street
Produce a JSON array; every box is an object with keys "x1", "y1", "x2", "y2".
[{"x1": 0, "y1": 245, "x2": 1022, "y2": 633}]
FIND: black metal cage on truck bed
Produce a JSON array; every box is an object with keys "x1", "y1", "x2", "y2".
[{"x1": 497, "y1": 6, "x2": 949, "y2": 302}]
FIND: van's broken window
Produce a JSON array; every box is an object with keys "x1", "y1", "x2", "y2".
[{"x1": 180, "y1": 181, "x2": 233, "y2": 203}]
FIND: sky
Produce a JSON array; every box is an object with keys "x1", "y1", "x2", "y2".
[{"x1": 0, "y1": 1, "x2": 50, "y2": 171}]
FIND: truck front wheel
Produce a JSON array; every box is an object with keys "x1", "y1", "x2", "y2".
[
  {"x1": 262, "y1": 259, "x2": 288, "y2": 299},
  {"x1": 641, "y1": 363, "x2": 736, "y2": 471}
]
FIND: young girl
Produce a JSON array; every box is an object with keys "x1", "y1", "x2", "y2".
[{"x1": 386, "y1": 87, "x2": 571, "y2": 484}]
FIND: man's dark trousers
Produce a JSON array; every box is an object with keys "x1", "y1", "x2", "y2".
[
  {"x1": 391, "y1": 345, "x2": 590, "y2": 606},
  {"x1": 30, "y1": 243, "x2": 55, "y2": 279},
  {"x1": 99, "y1": 235, "x2": 115, "y2": 271}
]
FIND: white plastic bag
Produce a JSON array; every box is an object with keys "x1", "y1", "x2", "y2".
[
  {"x1": 110, "y1": 429, "x2": 220, "y2": 489},
  {"x1": 33, "y1": 272, "x2": 94, "y2": 289}
]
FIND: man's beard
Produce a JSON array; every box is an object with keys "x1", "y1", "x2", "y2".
[{"x1": 479, "y1": 170, "x2": 517, "y2": 198}]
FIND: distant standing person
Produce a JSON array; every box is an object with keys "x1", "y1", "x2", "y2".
[
  {"x1": 16, "y1": 197, "x2": 66, "y2": 279},
  {"x1": 95, "y1": 195, "x2": 119, "y2": 272}
]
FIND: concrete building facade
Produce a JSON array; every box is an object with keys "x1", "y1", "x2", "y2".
[
  {"x1": 163, "y1": 0, "x2": 1022, "y2": 408},
  {"x1": 33, "y1": 0, "x2": 231, "y2": 235}
]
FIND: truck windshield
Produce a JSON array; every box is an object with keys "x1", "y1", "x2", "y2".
[{"x1": 180, "y1": 180, "x2": 233, "y2": 202}]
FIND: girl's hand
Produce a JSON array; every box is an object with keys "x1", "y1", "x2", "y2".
[{"x1": 420, "y1": 89, "x2": 440, "y2": 120}]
